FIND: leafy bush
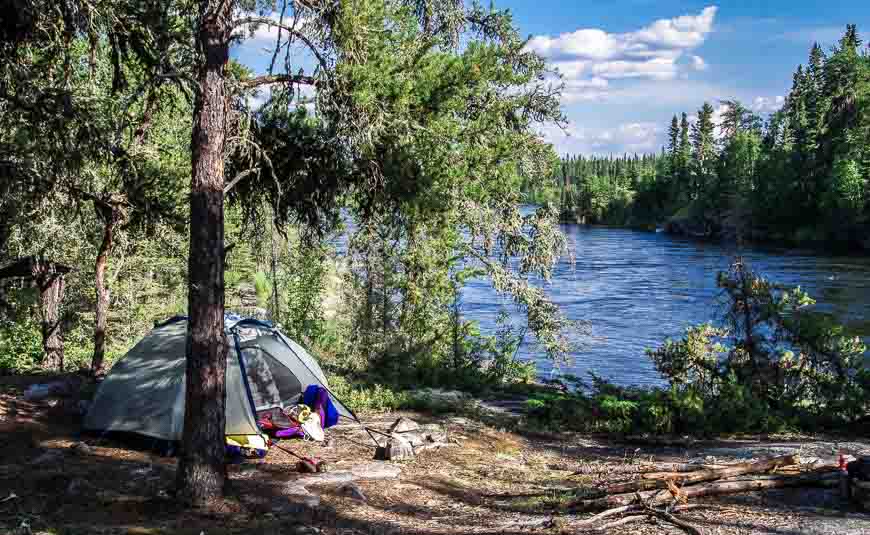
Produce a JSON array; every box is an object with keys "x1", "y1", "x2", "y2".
[
  {"x1": 526, "y1": 262, "x2": 870, "y2": 436},
  {"x1": 0, "y1": 317, "x2": 43, "y2": 372},
  {"x1": 327, "y1": 375, "x2": 414, "y2": 412}
]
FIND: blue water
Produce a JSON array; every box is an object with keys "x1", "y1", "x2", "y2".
[
  {"x1": 461, "y1": 225, "x2": 870, "y2": 387},
  {"x1": 331, "y1": 214, "x2": 870, "y2": 387}
]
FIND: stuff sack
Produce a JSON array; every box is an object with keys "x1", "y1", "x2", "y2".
[{"x1": 303, "y1": 384, "x2": 340, "y2": 428}]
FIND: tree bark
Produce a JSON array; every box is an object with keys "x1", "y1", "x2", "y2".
[
  {"x1": 37, "y1": 272, "x2": 66, "y2": 371},
  {"x1": 91, "y1": 215, "x2": 114, "y2": 375},
  {"x1": 270, "y1": 215, "x2": 280, "y2": 322},
  {"x1": 175, "y1": 0, "x2": 231, "y2": 505}
]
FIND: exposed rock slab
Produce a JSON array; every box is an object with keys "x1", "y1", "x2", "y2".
[{"x1": 389, "y1": 417, "x2": 420, "y2": 434}]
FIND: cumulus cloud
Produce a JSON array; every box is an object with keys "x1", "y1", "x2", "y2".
[
  {"x1": 751, "y1": 95, "x2": 785, "y2": 113},
  {"x1": 527, "y1": 6, "x2": 718, "y2": 102},
  {"x1": 246, "y1": 83, "x2": 317, "y2": 112},
  {"x1": 540, "y1": 121, "x2": 663, "y2": 155}
]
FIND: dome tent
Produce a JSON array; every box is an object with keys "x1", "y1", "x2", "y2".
[{"x1": 84, "y1": 315, "x2": 355, "y2": 444}]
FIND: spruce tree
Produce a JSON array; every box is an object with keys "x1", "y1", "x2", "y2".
[
  {"x1": 677, "y1": 112, "x2": 692, "y2": 203},
  {"x1": 691, "y1": 103, "x2": 717, "y2": 199},
  {"x1": 667, "y1": 115, "x2": 680, "y2": 182}
]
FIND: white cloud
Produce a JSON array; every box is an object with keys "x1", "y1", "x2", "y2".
[
  {"x1": 247, "y1": 86, "x2": 272, "y2": 110},
  {"x1": 560, "y1": 77, "x2": 610, "y2": 103},
  {"x1": 540, "y1": 121, "x2": 663, "y2": 155},
  {"x1": 236, "y1": 13, "x2": 311, "y2": 47},
  {"x1": 527, "y1": 6, "x2": 718, "y2": 103},
  {"x1": 245, "y1": 84, "x2": 317, "y2": 112},
  {"x1": 592, "y1": 56, "x2": 681, "y2": 80},
  {"x1": 751, "y1": 95, "x2": 785, "y2": 113},
  {"x1": 633, "y1": 7, "x2": 718, "y2": 48},
  {"x1": 689, "y1": 55, "x2": 708, "y2": 71}
]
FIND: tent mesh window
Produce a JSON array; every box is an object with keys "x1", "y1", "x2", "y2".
[{"x1": 241, "y1": 346, "x2": 303, "y2": 411}]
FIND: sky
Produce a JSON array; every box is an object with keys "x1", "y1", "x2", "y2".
[
  {"x1": 234, "y1": 1, "x2": 870, "y2": 156},
  {"x1": 508, "y1": 0, "x2": 869, "y2": 156}
]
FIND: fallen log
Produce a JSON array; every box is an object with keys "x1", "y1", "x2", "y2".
[
  {"x1": 570, "y1": 471, "x2": 838, "y2": 512},
  {"x1": 602, "y1": 455, "x2": 797, "y2": 495},
  {"x1": 640, "y1": 463, "x2": 728, "y2": 476},
  {"x1": 638, "y1": 461, "x2": 838, "y2": 484}
]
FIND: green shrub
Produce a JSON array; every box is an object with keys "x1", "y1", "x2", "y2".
[
  {"x1": 0, "y1": 317, "x2": 43, "y2": 372},
  {"x1": 595, "y1": 262, "x2": 870, "y2": 436},
  {"x1": 327, "y1": 375, "x2": 414, "y2": 412}
]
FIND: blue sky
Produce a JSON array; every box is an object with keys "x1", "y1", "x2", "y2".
[
  {"x1": 509, "y1": 0, "x2": 869, "y2": 155},
  {"x1": 234, "y1": 1, "x2": 869, "y2": 156}
]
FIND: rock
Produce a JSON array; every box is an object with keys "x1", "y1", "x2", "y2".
[
  {"x1": 447, "y1": 417, "x2": 476, "y2": 428},
  {"x1": 338, "y1": 482, "x2": 367, "y2": 502},
  {"x1": 413, "y1": 388, "x2": 465, "y2": 405},
  {"x1": 420, "y1": 424, "x2": 447, "y2": 443},
  {"x1": 295, "y1": 471, "x2": 353, "y2": 487},
  {"x1": 416, "y1": 442, "x2": 458, "y2": 453},
  {"x1": 399, "y1": 431, "x2": 426, "y2": 448},
  {"x1": 396, "y1": 424, "x2": 447, "y2": 448},
  {"x1": 389, "y1": 417, "x2": 420, "y2": 434},
  {"x1": 282, "y1": 484, "x2": 321, "y2": 510},
  {"x1": 288, "y1": 526, "x2": 320, "y2": 535},
  {"x1": 375, "y1": 435, "x2": 414, "y2": 461},
  {"x1": 30, "y1": 450, "x2": 63, "y2": 466},
  {"x1": 131, "y1": 465, "x2": 154, "y2": 476},
  {"x1": 66, "y1": 478, "x2": 93, "y2": 495},
  {"x1": 349, "y1": 462, "x2": 402, "y2": 480},
  {"x1": 69, "y1": 441, "x2": 93, "y2": 456}
]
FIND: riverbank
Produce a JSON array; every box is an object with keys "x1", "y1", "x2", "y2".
[
  {"x1": 558, "y1": 201, "x2": 870, "y2": 255},
  {"x1": 3, "y1": 375, "x2": 870, "y2": 535},
  {"x1": 662, "y1": 214, "x2": 870, "y2": 255}
]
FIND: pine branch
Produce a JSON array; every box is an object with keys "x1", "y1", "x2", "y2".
[
  {"x1": 241, "y1": 74, "x2": 318, "y2": 88},
  {"x1": 232, "y1": 16, "x2": 328, "y2": 70}
]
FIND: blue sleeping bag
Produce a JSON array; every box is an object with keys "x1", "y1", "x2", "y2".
[{"x1": 302, "y1": 384, "x2": 340, "y2": 428}]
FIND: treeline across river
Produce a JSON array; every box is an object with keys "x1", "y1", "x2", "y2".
[{"x1": 524, "y1": 25, "x2": 870, "y2": 251}]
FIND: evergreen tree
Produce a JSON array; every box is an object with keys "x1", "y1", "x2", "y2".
[
  {"x1": 667, "y1": 115, "x2": 680, "y2": 181},
  {"x1": 677, "y1": 112, "x2": 692, "y2": 202},
  {"x1": 691, "y1": 102, "x2": 717, "y2": 199}
]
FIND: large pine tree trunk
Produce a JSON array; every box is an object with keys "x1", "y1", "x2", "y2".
[
  {"x1": 38, "y1": 274, "x2": 65, "y2": 371},
  {"x1": 175, "y1": 0, "x2": 231, "y2": 504},
  {"x1": 91, "y1": 217, "x2": 113, "y2": 375}
]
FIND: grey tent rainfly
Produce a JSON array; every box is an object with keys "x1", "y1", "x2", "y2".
[{"x1": 84, "y1": 315, "x2": 361, "y2": 450}]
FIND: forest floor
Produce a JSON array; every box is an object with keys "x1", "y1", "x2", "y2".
[{"x1": 2, "y1": 375, "x2": 870, "y2": 535}]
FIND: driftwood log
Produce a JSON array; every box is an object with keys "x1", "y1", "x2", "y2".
[
  {"x1": 602, "y1": 455, "x2": 798, "y2": 495},
  {"x1": 640, "y1": 463, "x2": 728, "y2": 475},
  {"x1": 570, "y1": 471, "x2": 838, "y2": 512}
]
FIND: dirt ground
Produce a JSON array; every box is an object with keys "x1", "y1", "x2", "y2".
[{"x1": 3, "y1": 375, "x2": 870, "y2": 535}]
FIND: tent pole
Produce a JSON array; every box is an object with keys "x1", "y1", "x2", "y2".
[{"x1": 232, "y1": 329, "x2": 260, "y2": 427}]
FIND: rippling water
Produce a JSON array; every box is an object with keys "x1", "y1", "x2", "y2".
[{"x1": 461, "y1": 225, "x2": 870, "y2": 387}]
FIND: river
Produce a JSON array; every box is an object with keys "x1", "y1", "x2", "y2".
[{"x1": 461, "y1": 225, "x2": 870, "y2": 387}]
